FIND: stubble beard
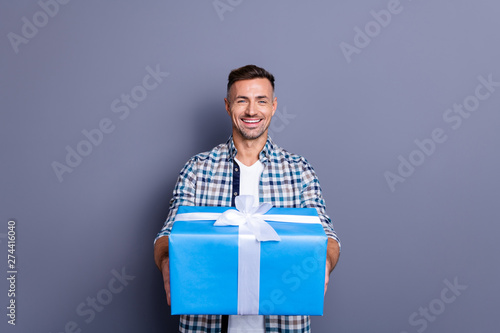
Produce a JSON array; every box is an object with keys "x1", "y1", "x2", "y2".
[{"x1": 238, "y1": 123, "x2": 269, "y2": 141}]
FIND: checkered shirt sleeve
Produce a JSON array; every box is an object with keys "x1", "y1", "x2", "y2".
[{"x1": 154, "y1": 155, "x2": 198, "y2": 242}]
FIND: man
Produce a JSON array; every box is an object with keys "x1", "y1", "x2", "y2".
[{"x1": 154, "y1": 64, "x2": 340, "y2": 333}]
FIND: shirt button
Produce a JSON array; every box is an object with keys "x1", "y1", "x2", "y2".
[
  {"x1": 234, "y1": 192, "x2": 238, "y2": 196},
  {"x1": 235, "y1": 168, "x2": 239, "y2": 172}
]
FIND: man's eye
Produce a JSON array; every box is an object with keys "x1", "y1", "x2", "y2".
[
  {"x1": 258, "y1": 100, "x2": 267, "y2": 104},
  {"x1": 237, "y1": 100, "x2": 246, "y2": 103}
]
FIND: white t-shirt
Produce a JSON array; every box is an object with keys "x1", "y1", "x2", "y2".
[{"x1": 228, "y1": 158, "x2": 265, "y2": 333}]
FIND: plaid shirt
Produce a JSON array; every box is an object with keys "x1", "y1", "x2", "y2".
[{"x1": 156, "y1": 136, "x2": 340, "y2": 333}]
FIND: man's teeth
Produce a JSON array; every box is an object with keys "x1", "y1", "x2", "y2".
[{"x1": 243, "y1": 119, "x2": 260, "y2": 123}]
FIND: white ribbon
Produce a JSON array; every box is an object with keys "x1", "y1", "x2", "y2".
[
  {"x1": 217, "y1": 196, "x2": 276, "y2": 314},
  {"x1": 173, "y1": 195, "x2": 321, "y2": 315},
  {"x1": 214, "y1": 195, "x2": 280, "y2": 242}
]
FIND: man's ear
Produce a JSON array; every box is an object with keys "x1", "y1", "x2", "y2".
[
  {"x1": 272, "y1": 96, "x2": 278, "y2": 116},
  {"x1": 224, "y1": 97, "x2": 231, "y2": 115}
]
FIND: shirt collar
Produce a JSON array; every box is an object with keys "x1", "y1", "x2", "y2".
[
  {"x1": 226, "y1": 135, "x2": 275, "y2": 163},
  {"x1": 227, "y1": 136, "x2": 237, "y2": 161}
]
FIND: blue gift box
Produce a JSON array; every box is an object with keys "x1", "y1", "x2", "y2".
[{"x1": 169, "y1": 205, "x2": 327, "y2": 315}]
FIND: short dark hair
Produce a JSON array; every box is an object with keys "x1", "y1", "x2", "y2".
[{"x1": 227, "y1": 64, "x2": 275, "y2": 98}]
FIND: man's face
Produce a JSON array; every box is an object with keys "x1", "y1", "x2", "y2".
[{"x1": 225, "y1": 78, "x2": 277, "y2": 142}]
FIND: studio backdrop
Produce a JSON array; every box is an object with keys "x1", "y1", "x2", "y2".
[{"x1": 1, "y1": 1, "x2": 499, "y2": 332}]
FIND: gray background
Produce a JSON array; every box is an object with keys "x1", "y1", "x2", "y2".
[{"x1": 1, "y1": 0, "x2": 499, "y2": 332}]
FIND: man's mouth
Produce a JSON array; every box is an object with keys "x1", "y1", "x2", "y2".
[{"x1": 242, "y1": 119, "x2": 262, "y2": 124}]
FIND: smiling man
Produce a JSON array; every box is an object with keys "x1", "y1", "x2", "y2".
[{"x1": 154, "y1": 64, "x2": 340, "y2": 333}]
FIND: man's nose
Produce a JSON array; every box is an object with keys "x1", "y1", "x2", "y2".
[{"x1": 246, "y1": 101, "x2": 258, "y2": 115}]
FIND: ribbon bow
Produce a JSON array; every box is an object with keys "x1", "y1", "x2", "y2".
[{"x1": 214, "y1": 195, "x2": 281, "y2": 242}]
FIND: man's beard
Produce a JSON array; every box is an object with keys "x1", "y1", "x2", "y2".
[{"x1": 238, "y1": 123, "x2": 269, "y2": 140}]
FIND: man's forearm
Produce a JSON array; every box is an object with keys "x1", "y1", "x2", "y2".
[{"x1": 154, "y1": 236, "x2": 169, "y2": 270}]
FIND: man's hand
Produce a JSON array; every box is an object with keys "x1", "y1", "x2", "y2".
[
  {"x1": 324, "y1": 238, "x2": 340, "y2": 295},
  {"x1": 154, "y1": 236, "x2": 171, "y2": 305}
]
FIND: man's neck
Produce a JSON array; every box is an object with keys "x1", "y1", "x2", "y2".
[{"x1": 233, "y1": 133, "x2": 267, "y2": 166}]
